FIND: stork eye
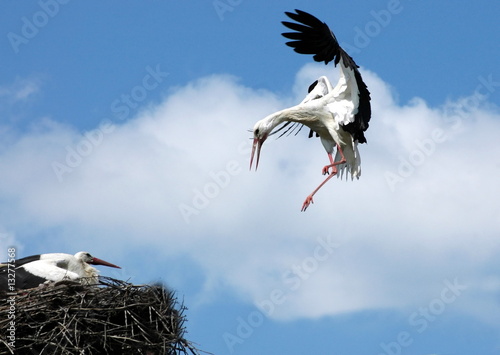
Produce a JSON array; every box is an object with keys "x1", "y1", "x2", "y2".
[{"x1": 255, "y1": 128, "x2": 259, "y2": 135}]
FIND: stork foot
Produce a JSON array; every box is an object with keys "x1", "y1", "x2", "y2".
[
  {"x1": 301, "y1": 195, "x2": 314, "y2": 212},
  {"x1": 322, "y1": 164, "x2": 339, "y2": 176}
]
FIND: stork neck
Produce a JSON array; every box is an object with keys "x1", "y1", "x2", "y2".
[{"x1": 266, "y1": 106, "x2": 300, "y2": 129}]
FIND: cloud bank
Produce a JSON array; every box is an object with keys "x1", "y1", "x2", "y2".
[{"x1": 0, "y1": 65, "x2": 499, "y2": 324}]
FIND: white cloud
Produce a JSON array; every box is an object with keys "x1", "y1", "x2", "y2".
[
  {"x1": 0, "y1": 65, "x2": 499, "y2": 324},
  {"x1": 0, "y1": 77, "x2": 41, "y2": 103}
]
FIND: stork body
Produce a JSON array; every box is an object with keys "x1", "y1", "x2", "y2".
[
  {"x1": 250, "y1": 9, "x2": 371, "y2": 211},
  {"x1": 0, "y1": 251, "x2": 120, "y2": 291}
]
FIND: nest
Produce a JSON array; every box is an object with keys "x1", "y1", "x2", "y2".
[{"x1": 0, "y1": 277, "x2": 201, "y2": 355}]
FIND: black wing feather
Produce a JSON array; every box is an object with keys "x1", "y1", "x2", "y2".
[
  {"x1": 0, "y1": 267, "x2": 48, "y2": 291},
  {"x1": 271, "y1": 121, "x2": 305, "y2": 139},
  {"x1": 282, "y1": 9, "x2": 371, "y2": 143},
  {"x1": 1, "y1": 254, "x2": 41, "y2": 266}
]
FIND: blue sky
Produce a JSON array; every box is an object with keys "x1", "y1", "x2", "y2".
[{"x1": 1, "y1": 1, "x2": 500, "y2": 354}]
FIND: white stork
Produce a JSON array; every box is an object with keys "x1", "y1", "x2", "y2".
[
  {"x1": 249, "y1": 9, "x2": 371, "y2": 211},
  {"x1": 0, "y1": 251, "x2": 120, "y2": 291}
]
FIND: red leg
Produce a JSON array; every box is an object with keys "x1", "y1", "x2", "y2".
[
  {"x1": 322, "y1": 144, "x2": 346, "y2": 175},
  {"x1": 321, "y1": 152, "x2": 336, "y2": 175},
  {"x1": 301, "y1": 172, "x2": 337, "y2": 211},
  {"x1": 301, "y1": 145, "x2": 345, "y2": 212}
]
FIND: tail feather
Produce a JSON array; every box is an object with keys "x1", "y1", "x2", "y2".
[{"x1": 335, "y1": 140, "x2": 361, "y2": 180}]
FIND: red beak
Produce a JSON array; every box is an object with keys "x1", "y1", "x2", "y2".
[
  {"x1": 250, "y1": 137, "x2": 265, "y2": 171},
  {"x1": 90, "y1": 257, "x2": 121, "y2": 269}
]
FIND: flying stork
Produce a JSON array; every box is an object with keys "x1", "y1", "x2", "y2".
[
  {"x1": 249, "y1": 9, "x2": 371, "y2": 211},
  {"x1": 0, "y1": 251, "x2": 120, "y2": 291}
]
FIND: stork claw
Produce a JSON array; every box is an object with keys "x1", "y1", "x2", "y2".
[
  {"x1": 301, "y1": 195, "x2": 314, "y2": 212},
  {"x1": 322, "y1": 164, "x2": 339, "y2": 176}
]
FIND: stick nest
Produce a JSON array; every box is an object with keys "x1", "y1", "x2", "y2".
[{"x1": 0, "y1": 277, "x2": 201, "y2": 355}]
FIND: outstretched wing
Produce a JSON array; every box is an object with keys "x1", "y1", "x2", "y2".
[
  {"x1": 300, "y1": 76, "x2": 332, "y2": 138},
  {"x1": 282, "y1": 9, "x2": 371, "y2": 143},
  {"x1": 299, "y1": 76, "x2": 333, "y2": 104}
]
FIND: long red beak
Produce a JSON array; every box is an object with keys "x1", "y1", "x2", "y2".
[
  {"x1": 249, "y1": 137, "x2": 263, "y2": 171},
  {"x1": 90, "y1": 257, "x2": 121, "y2": 269}
]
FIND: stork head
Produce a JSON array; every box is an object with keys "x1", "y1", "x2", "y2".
[
  {"x1": 75, "y1": 251, "x2": 121, "y2": 269},
  {"x1": 250, "y1": 119, "x2": 271, "y2": 170}
]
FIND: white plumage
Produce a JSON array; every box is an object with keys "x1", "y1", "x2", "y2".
[
  {"x1": 0, "y1": 251, "x2": 121, "y2": 291},
  {"x1": 22, "y1": 252, "x2": 99, "y2": 283},
  {"x1": 249, "y1": 9, "x2": 371, "y2": 211}
]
